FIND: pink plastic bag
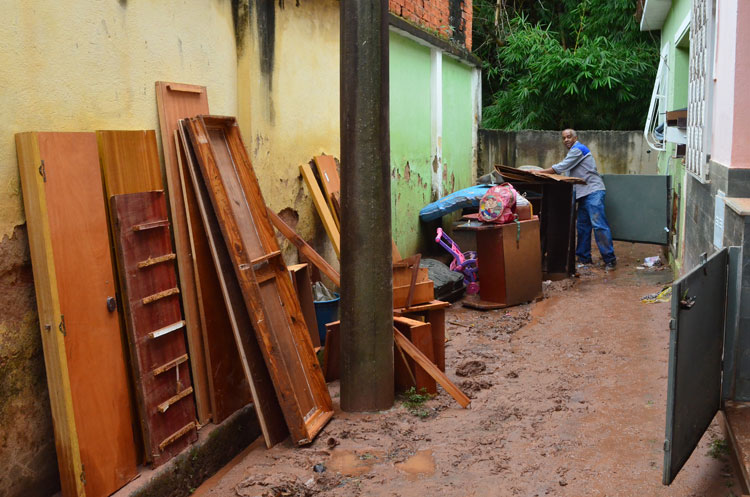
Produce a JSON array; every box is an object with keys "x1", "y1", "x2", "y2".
[{"x1": 478, "y1": 183, "x2": 517, "y2": 223}]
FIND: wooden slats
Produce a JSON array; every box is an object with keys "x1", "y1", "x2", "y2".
[
  {"x1": 156, "y1": 82, "x2": 214, "y2": 424},
  {"x1": 132, "y1": 219, "x2": 170, "y2": 231},
  {"x1": 110, "y1": 191, "x2": 198, "y2": 466},
  {"x1": 142, "y1": 287, "x2": 180, "y2": 305},
  {"x1": 186, "y1": 115, "x2": 333, "y2": 445},
  {"x1": 153, "y1": 353, "x2": 189, "y2": 376},
  {"x1": 157, "y1": 387, "x2": 194, "y2": 413},
  {"x1": 179, "y1": 120, "x2": 287, "y2": 445},
  {"x1": 16, "y1": 132, "x2": 138, "y2": 496},
  {"x1": 138, "y1": 253, "x2": 177, "y2": 269},
  {"x1": 313, "y1": 155, "x2": 341, "y2": 230},
  {"x1": 148, "y1": 320, "x2": 186, "y2": 340},
  {"x1": 159, "y1": 422, "x2": 197, "y2": 451}
]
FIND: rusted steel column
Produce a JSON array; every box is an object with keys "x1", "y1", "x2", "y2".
[{"x1": 339, "y1": 0, "x2": 394, "y2": 411}]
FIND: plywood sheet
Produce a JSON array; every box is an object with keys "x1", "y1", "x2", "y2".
[
  {"x1": 176, "y1": 130, "x2": 253, "y2": 423},
  {"x1": 111, "y1": 191, "x2": 198, "y2": 467},
  {"x1": 16, "y1": 132, "x2": 138, "y2": 497},
  {"x1": 186, "y1": 115, "x2": 333, "y2": 445},
  {"x1": 155, "y1": 82, "x2": 212, "y2": 423},
  {"x1": 179, "y1": 121, "x2": 288, "y2": 447}
]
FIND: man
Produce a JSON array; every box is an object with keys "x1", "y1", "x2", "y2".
[{"x1": 540, "y1": 129, "x2": 617, "y2": 269}]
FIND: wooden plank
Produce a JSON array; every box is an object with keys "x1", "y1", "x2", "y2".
[
  {"x1": 393, "y1": 317, "x2": 436, "y2": 394},
  {"x1": 110, "y1": 191, "x2": 198, "y2": 466},
  {"x1": 155, "y1": 81, "x2": 213, "y2": 424},
  {"x1": 138, "y1": 253, "x2": 177, "y2": 269},
  {"x1": 394, "y1": 329, "x2": 471, "y2": 408},
  {"x1": 176, "y1": 129, "x2": 252, "y2": 423},
  {"x1": 300, "y1": 162, "x2": 341, "y2": 258},
  {"x1": 393, "y1": 280, "x2": 434, "y2": 308},
  {"x1": 323, "y1": 321, "x2": 341, "y2": 382},
  {"x1": 267, "y1": 208, "x2": 340, "y2": 287},
  {"x1": 289, "y1": 264, "x2": 321, "y2": 347},
  {"x1": 97, "y1": 130, "x2": 164, "y2": 195},
  {"x1": 313, "y1": 155, "x2": 341, "y2": 230},
  {"x1": 16, "y1": 132, "x2": 138, "y2": 496},
  {"x1": 153, "y1": 353, "x2": 189, "y2": 376},
  {"x1": 186, "y1": 115, "x2": 333, "y2": 445},
  {"x1": 179, "y1": 122, "x2": 287, "y2": 444}
]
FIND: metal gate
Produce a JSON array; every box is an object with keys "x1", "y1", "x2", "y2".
[{"x1": 663, "y1": 247, "x2": 740, "y2": 484}]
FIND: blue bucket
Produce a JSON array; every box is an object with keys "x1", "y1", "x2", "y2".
[{"x1": 313, "y1": 293, "x2": 340, "y2": 345}]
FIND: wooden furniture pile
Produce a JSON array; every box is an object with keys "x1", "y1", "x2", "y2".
[
  {"x1": 299, "y1": 154, "x2": 469, "y2": 406},
  {"x1": 16, "y1": 82, "x2": 467, "y2": 497}
]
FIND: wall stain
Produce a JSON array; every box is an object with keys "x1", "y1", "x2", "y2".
[
  {"x1": 231, "y1": 0, "x2": 250, "y2": 57},
  {"x1": 404, "y1": 162, "x2": 411, "y2": 182}
]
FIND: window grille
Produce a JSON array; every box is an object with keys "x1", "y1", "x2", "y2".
[{"x1": 687, "y1": 0, "x2": 714, "y2": 181}]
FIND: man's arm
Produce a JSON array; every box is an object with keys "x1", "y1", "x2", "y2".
[{"x1": 540, "y1": 147, "x2": 585, "y2": 175}]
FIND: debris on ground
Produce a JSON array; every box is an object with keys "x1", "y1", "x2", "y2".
[{"x1": 641, "y1": 285, "x2": 672, "y2": 304}]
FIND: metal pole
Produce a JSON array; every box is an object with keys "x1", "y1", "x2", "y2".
[{"x1": 339, "y1": 0, "x2": 394, "y2": 411}]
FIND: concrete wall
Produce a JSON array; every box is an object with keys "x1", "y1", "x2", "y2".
[
  {"x1": 478, "y1": 130, "x2": 658, "y2": 177},
  {"x1": 0, "y1": 3, "x2": 238, "y2": 496},
  {"x1": 236, "y1": 0, "x2": 341, "y2": 268},
  {"x1": 389, "y1": 30, "x2": 479, "y2": 255}
]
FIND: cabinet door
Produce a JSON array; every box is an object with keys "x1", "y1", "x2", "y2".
[
  {"x1": 663, "y1": 248, "x2": 730, "y2": 485},
  {"x1": 602, "y1": 174, "x2": 670, "y2": 245}
]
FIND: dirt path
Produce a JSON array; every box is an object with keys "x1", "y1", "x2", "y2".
[{"x1": 194, "y1": 242, "x2": 740, "y2": 497}]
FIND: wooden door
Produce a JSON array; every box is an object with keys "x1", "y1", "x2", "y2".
[
  {"x1": 110, "y1": 191, "x2": 198, "y2": 467},
  {"x1": 16, "y1": 132, "x2": 138, "y2": 497},
  {"x1": 186, "y1": 116, "x2": 333, "y2": 445}
]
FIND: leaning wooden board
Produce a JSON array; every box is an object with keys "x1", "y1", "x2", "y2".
[
  {"x1": 300, "y1": 162, "x2": 341, "y2": 258},
  {"x1": 175, "y1": 130, "x2": 253, "y2": 423},
  {"x1": 98, "y1": 128, "x2": 211, "y2": 424},
  {"x1": 313, "y1": 155, "x2": 341, "y2": 230},
  {"x1": 16, "y1": 132, "x2": 138, "y2": 496},
  {"x1": 178, "y1": 121, "x2": 287, "y2": 447},
  {"x1": 155, "y1": 81, "x2": 213, "y2": 424},
  {"x1": 110, "y1": 191, "x2": 198, "y2": 466},
  {"x1": 186, "y1": 115, "x2": 333, "y2": 444}
]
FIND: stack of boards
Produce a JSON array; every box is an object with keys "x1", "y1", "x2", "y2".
[{"x1": 16, "y1": 82, "x2": 332, "y2": 497}]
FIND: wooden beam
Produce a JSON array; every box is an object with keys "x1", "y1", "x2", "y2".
[
  {"x1": 393, "y1": 328, "x2": 470, "y2": 408},
  {"x1": 267, "y1": 207, "x2": 340, "y2": 287}
]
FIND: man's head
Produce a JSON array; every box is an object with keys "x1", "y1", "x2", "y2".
[{"x1": 562, "y1": 129, "x2": 577, "y2": 149}]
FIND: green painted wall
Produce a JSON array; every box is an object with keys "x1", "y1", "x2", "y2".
[
  {"x1": 389, "y1": 32, "x2": 433, "y2": 256},
  {"x1": 442, "y1": 56, "x2": 475, "y2": 197},
  {"x1": 657, "y1": 0, "x2": 691, "y2": 270}
]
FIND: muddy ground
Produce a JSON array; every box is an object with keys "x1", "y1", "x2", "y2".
[{"x1": 194, "y1": 242, "x2": 742, "y2": 497}]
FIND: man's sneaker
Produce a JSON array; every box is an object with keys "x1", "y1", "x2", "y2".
[
  {"x1": 604, "y1": 261, "x2": 617, "y2": 271},
  {"x1": 577, "y1": 258, "x2": 593, "y2": 266}
]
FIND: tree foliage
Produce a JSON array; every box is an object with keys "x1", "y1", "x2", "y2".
[{"x1": 473, "y1": 0, "x2": 659, "y2": 130}]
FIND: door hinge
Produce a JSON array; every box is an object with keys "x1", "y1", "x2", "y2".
[
  {"x1": 58, "y1": 315, "x2": 66, "y2": 336},
  {"x1": 664, "y1": 439, "x2": 671, "y2": 452},
  {"x1": 39, "y1": 160, "x2": 46, "y2": 182},
  {"x1": 669, "y1": 318, "x2": 676, "y2": 331}
]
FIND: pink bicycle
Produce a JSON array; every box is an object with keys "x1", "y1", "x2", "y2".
[{"x1": 435, "y1": 228, "x2": 479, "y2": 294}]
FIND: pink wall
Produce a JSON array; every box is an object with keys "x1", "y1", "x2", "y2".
[
  {"x1": 731, "y1": 0, "x2": 750, "y2": 167},
  {"x1": 710, "y1": 0, "x2": 737, "y2": 167}
]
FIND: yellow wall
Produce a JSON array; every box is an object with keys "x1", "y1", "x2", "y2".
[
  {"x1": 0, "y1": 3, "x2": 237, "y2": 495},
  {"x1": 237, "y1": 0, "x2": 341, "y2": 267},
  {"x1": 0, "y1": 1, "x2": 238, "y2": 238}
]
